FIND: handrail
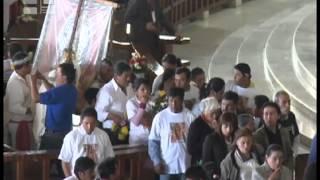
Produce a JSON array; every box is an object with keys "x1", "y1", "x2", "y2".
[{"x1": 3, "y1": 144, "x2": 149, "y2": 180}]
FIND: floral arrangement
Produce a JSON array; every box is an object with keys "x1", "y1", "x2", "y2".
[
  {"x1": 128, "y1": 52, "x2": 147, "y2": 73},
  {"x1": 111, "y1": 113, "x2": 129, "y2": 141},
  {"x1": 150, "y1": 90, "x2": 168, "y2": 115},
  {"x1": 111, "y1": 123, "x2": 129, "y2": 141}
]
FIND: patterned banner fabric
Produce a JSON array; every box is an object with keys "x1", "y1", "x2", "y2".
[{"x1": 32, "y1": 0, "x2": 113, "y2": 77}]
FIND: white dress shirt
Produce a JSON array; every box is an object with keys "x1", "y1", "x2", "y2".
[
  {"x1": 5, "y1": 71, "x2": 33, "y2": 122},
  {"x1": 95, "y1": 78, "x2": 129, "y2": 129}
]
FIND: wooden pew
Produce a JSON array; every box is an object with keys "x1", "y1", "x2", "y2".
[{"x1": 3, "y1": 144, "x2": 152, "y2": 180}]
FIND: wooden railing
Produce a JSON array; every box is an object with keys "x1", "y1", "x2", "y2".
[
  {"x1": 3, "y1": 144, "x2": 153, "y2": 180},
  {"x1": 160, "y1": 0, "x2": 231, "y2": 24}
]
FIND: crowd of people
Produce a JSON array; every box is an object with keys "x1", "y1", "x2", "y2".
[
  {"x1": 3, "y1": 40, "x2": 317, "y2": 180},
  {"x1": 2, "y1": 0, "x2": 316, "y2": 179}
]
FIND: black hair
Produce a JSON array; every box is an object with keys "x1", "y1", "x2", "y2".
[
  {"x1": 207, "y1": 77, "x2": 225, "y2": 96},
  {"x1": 175, "y1": 67, "x2": 191, "y2": 80},
  {"x1": 80, "y1": 107, "x2": 98, "y2": 122},
  {"x1": 74, "y1": 156, "x2": 95, "y2": 179},
  {"x1": 185, "y1": 166, "x2": 207, "y2": 180},
  {"x1": 232, "y1": 128, "x2": 253, "y2": 150},
  {"x1": 162, "y1": 53, "x2": 178, "y2": 65},
  {"x1": 218, "y1": 112, "x2": 238, "y2": 137},
  {"x1": 265, "y1": 144, "x2": 283, "y2": 157},
  {"x1": 101, "y1": 57, "x2": 113, "y2": 66},
  {"x1": 12, "y1": 51, "x2": 29, "y2": 70},
  {"x1": 168, "y1": 87, "x2": 185, "y2": 100},
  {"x1": 191, "y1": 67, "x2": 205, "y2": 81},
  {"x1": 84, "y1": 88, "x2": 99, "y2": 105},
  {"x1": 114, "y1": 62, "x2": 131, "y2": 75},
  {"x1": 97, "y1": 158, "x2": 117, "y2": 179},
  {"x1": 159, "y1": 69, "x2": 175, "y2": 90},
  {"x1": 254, "y1": 95, "x2": 270, "y2": 109},
  {"x1": 234, "y1": 63, "x2": 251, "y2": 77},
  {"x1": 176, "y1": 57, "x2": 182, "y2": 67},
  {"x1": 262, "y1": 102, "x2": 281, "y2": 115},
  {"x1": 133, "y1": 78, "x2": 150, "y2": 91},
  {"x1": 8, "y1": 42, "x2": 23, "y2": 57},
  {"x1": 58, "y1": 63, "x2": 76, "y2": 84},
  {"x1": 222, "y1": 91, "x2": 239, "y2": 104}
]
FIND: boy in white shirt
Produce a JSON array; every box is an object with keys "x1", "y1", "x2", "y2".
[
  {"x1": 149, "y1": 87, "x2": 195, "y2": 179},
  {"x1": 59, "y1": 107, "x2": 114, "y2": 178}
]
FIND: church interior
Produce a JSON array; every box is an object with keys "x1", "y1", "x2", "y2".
[{"x1": 3, "y1": 0, "x2": 317, "y2": 179}]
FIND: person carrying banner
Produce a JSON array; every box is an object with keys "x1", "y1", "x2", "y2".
[{"x1": 5, "y1": 51, "x2": 34, "y2": 150}]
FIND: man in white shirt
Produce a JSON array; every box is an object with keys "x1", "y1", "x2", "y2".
[
  {"x1": 151, "y1": 53, "x2": 178, "y2": 95},
  {"x1": 225, "y1": 63, "x2": 257, "y2": 112},
  {"x1": 5, "y1": 51, "x2": 34, "y2": 150},
  {"x1": 95, "y1": 62, "x2": 132, "y2": 145},
  {"x1": 149, "y1": 87, "x2": 195, "y2": 179},
  {"x1": 175, "y1": 67, "x2": 199, "y2": 110},
  {"x1": 59, "y1": 107, "x2": 114, "y2": 178}
]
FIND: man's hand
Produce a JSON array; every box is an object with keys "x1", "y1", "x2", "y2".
[
  {"x1": 108, "y1": 113, "x2": 124, "y2": 125},
  {"x1": 26, "y1": 108, "x2": 32, "y2": 115},
  {"x1": 154, "y1": 163, "x2": 165, "y2": 174},
  {"x1": 31, "y1": 72, "x2": 38, "y2": 82},
  {"x1": 146, "y1": 22, "x2": 159, "y2": 33},
  {"x1": 268, "y1": 168, "x2": 281, "y2": 180},
  {"x1": 174, "y1": 33, "x2": 182, "y2": 41}
]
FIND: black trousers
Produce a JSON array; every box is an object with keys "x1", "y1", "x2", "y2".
[{"x1": 39, "y1": 130, "x2": 69, "y2": 178}]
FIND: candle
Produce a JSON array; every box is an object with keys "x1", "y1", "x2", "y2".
[
  {"x1": 126, "y1": 23, "x2": 131, "y2": 35},
  {"x1": 151, "y1": 11, "x2": 156, "y2": 23}
]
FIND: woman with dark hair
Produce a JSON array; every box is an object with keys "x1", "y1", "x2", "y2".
[
  {"x1": 252, "y1": 144, "x2": 292, "y2": 180},
  {"x1": 201, "y1": 112, "x2": 238, "y2": 180},
  {"x1": 220, "y1": 128, "x2": 262, "y2": 180}
]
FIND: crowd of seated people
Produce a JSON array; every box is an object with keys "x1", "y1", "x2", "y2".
[{"x1": 4, "y1": 39, "x2": 317, "y2": 180}]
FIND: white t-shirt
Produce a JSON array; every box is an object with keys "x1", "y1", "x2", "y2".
[
  {"x1": 149, "y1": 107, "x2": 195, "y2": 174},
  {"x1": 126, "y1": 96, "x2": 152, "y2": 145},
  {"x1": 225, "y1": 80, "x2": 257, "y2": 109},
  {"x1": 184, "y1": 85, "x2": 200, "y2": 102},
  {"x1": 58, "y1": 126, "x2": 115, "y2": 175}
]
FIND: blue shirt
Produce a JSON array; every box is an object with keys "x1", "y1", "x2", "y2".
[
  {"x1": 40, "y1": 84, "x2": 77, "y2": 131},
  {"x1": 308, "y1": 133, "x2": 317, "y2": 165}
]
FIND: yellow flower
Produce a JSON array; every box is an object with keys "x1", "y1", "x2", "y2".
[
  {"x1": 120, "y1": 126, "x2": 129, "y2": 135},
  {"x1": 159, "y1": 90, "x2": 166, "y2": 98}
]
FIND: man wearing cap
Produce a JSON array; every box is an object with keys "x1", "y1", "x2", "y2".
[
  {"x1": 5, "y1": 51, "x2": 34, "y2": 150},
  {"x1": 225, "y1": 63, "x2": 257, "y2": 112}
]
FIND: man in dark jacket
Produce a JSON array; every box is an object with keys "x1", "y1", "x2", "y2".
[{"x1": 125, "y1": 0, "x2": 177, "y2": 63}]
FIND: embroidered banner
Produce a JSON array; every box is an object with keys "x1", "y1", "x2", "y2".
[{"x1": 32, "y1": 0, "x2": 114, "y2": 77}]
